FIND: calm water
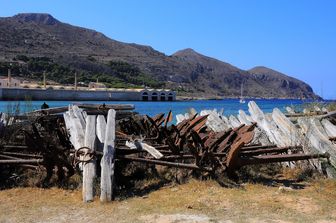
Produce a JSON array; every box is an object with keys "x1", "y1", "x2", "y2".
[{"x1": 0, "y1": 99, "x2": 313, "y2": 120}]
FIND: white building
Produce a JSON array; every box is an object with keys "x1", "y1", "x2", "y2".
[
  {"x1": 0, "y1": 69, "x2": 21, "y2": 88},
  {"x1": 88, "y1": 82, "x2": 106, "y2": 89},
  {"x1": 0, "y1": 76, "x2": 21, "y2": 88}
]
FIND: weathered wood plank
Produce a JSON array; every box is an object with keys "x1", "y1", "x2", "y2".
[
  {"x1": 286, "y1": 106, "x2": 296, "y2": 114},
  {"x1": 248, "y1": 101, "x2": 288, "y2": 147},
  {"x1": 63, "y1": 112, "x2": 85, "y2": 150},
  {"x1": 271, "y1": 108, "x2": 319, "y2": 169},
  {"x1": 28, "y1": 104, "x2": 135, "y2": 115},
  {"x1": 72, "y1": 105, "x2": 86, "y2": 131},
  {"x1": 200, "y1": 110, "x2": 230, "y2": 132},
  {"x1": 27, "y1": 106, "x2": 68, "y2": 115},
  {"x1": 237, "y1": 110, "x2": 252, "y2": 125},
  {"x1": 321, "y1": 119, "x2": 336, "y2": 138},
  {"x1": 83, "y1": 115, "x2": 96, "y2": 202},
  {"x1": 272, "y1": 108, "x2": 301, "y2": 146},
  {"x1": 77, "y1": 103, "x2": 135, "y2": 111},
  {"x1": 125, "y1": 140, "x2": 163, "y2": 159},
  {"x1": 319, "y1": 110, "x2": 336, "y2": 120},
  {"x1": 229, "y1": 115, "x2": 241, "y2": 128},
  {"x1": 298, "y1": 117, "x2": 336, "y2": 177},
  {"x1": 176, "y1": 114, "x2": 186, "y2": 124},
  {"x1": 100, "y1": 109, "x2": 116, "y2": 202}
]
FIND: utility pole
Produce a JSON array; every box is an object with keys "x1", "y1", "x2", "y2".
[
  {"x1": 74, "y1": 72, "x2": 77, "y2": 91},
  {"x1": 320, "y1": 81, "x2": 324, "y2": 100},
  {"x1": 8, "y1": 64, "x2": 12, "y2": 87},
  {"x1": 43, "y1": 71, "x2": 46, "y2": 89}
]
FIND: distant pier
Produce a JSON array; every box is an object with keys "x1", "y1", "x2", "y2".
[{"x1": 0, "y1": 88, "x2": 176, "y2": 101}]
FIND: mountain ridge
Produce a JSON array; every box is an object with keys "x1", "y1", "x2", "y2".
[{"x1": 0, "y1": 13, "x2": 320, "y2": 99}]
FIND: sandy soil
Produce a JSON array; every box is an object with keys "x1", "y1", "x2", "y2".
[{"x1": 0, "y1": 179, "x2": 336, "y2": 223}]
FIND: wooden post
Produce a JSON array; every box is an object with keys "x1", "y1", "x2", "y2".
[
  {"x1": 83, "y1": 115, "x2": 96, "y2": 202},
  {"x1": 96, "y1": 115, "x2": 106, "y2": 152},
  {"x1": 100, "y1": 109, "x2": 116, "y2": 202}
]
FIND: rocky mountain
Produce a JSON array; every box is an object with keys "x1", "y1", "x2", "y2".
[{"x1": 0, "y1": 13, "x2": 319, "y2": 99}]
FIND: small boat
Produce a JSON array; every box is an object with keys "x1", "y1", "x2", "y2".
[{"x1": 239, "y1": 83, "x2": 246, "y2": 104}]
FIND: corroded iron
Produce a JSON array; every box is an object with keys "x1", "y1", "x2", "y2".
[{"x1": 0, "y1": 106, "x2": 331, "y2": 188}]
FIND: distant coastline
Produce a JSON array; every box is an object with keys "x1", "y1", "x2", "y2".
[{"x1": 176, "y1": 95, "x2": 318, "y2": 101}]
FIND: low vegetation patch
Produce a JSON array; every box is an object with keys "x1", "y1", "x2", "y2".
[{"x1": 0, "y1": 56, "x2": 163, "y2": 89}]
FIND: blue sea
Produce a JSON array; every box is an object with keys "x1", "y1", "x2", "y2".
[{"x1": 0, "y1": 99, "x2": 314, "y2": 119}]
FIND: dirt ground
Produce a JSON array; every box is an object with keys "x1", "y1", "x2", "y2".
[{"x1": 0, "y1": 179, "x2": 336, "y2": 223}]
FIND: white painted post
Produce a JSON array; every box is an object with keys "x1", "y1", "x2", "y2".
[
  {"x1": 100, "y1": 109, "x2": 116, "y2": 202},
  {"x1": 83, "y1": 115, "x2": 96, "y2": 202}
]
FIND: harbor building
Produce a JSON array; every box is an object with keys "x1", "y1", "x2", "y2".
[{"x1": 0, "y1": 69, "x2": 21, "y2": 88}]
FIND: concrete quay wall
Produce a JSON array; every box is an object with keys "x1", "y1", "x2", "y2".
[{"x1": 0, "y1": 88, "x2": 176, "y2": 101}]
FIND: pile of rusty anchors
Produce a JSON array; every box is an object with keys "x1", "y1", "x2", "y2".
[{"x1": 116, "y1": 112, "x2": 330, "y2": 175}]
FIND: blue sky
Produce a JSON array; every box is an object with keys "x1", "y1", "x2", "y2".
[{"x1": 1, "y1": 0, "x2": 335, "y2": 99}]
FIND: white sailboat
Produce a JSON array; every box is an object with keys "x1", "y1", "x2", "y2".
[{"x1": 239, "y1": 83, "x2": 246, "y2": 104}]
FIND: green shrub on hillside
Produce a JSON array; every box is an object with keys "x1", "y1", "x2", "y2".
[{"x1": 0, "y1": 56, "x2": 164, "y2": 89}]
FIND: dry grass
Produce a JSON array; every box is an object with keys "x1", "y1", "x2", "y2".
[{"x1": 0, "y1": 178, "x2": 336, "y2": 223}]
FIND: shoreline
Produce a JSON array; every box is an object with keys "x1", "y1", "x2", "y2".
[{"x1": 176, "y1": 96, "x2": 320, "y2": 101}]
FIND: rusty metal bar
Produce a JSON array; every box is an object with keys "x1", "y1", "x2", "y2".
[
  {"x1": 240, "y1": 153, "x2": 329, "y2": 166},
  {"x1": 161, "y1": 155, "x2": 195, "y2": 160},
  {"x1": 240, "y1": 144, "x2": 277, "y2": 151},
  {"x1": 0, "y1": 159, "x2": 44, "y2": 164},
  {"x1": 117, "y1": 156, "x2": 211, "y2": 171},
  {"x1": 239, "y1": 147, "x2": 295, "y2": 156},
  {"x1": 0, "y1": 151, "x2": 43, "y2": 158},
  {"x1": 329, "y1": 137, "x2": 336, "y2": 141},
  {"x1": 0, "y1": 154, "x2": 21, "y2": 160},
  {"x1": 1, "y1": 145, "x2": 29, "y2": 150}
]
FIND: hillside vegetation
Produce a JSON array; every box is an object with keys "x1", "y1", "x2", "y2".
[{"x1": 0, "y1": 56, "x2": 162, "y2": 88}]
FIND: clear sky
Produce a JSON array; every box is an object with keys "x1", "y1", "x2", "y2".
[{"x1": 1, "y1": 0, "x2": 335, "y2": 99}]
